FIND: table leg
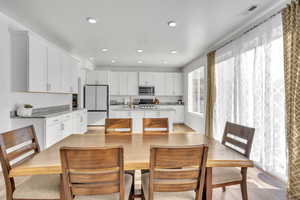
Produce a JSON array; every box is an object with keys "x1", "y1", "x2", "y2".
[
  {"x1": 60, "y1": 175, "x2": 65, "y2": 200},
  {"x1": 202, "y1": 167, "x2": 212, "y2": 200}
]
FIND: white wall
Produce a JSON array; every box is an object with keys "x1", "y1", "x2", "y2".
[
  {"x1": 0, "y1": 13, "x2": 72, "y2": 133},
  {"x1": 183, "y1": 56, "x2": 207, "y2": 133}
]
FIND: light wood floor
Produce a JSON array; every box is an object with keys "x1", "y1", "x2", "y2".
[{"x1": 0, "y1": 124, "x2": 287, "y2": 199}]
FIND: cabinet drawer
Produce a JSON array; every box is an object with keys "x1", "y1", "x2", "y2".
[{"x1": 46, "y1": 116, "x2": 61, "y2": 126}]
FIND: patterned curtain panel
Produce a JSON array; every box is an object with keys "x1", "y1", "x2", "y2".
[
  {"x1": 205, "y1": 51, "x2": 216, "y2": 138},
  {"x1": 282, "y1": 1, "x2": 300, "y2": 199}
]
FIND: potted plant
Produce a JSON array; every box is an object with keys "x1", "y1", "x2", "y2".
[{"x1": 17, "y1": 104, "x2": 34, "y2": 117}]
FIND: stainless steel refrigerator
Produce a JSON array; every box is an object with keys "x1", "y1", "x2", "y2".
[{"x1": 84, "y1": 85, "x2": 109, "y2": 126}]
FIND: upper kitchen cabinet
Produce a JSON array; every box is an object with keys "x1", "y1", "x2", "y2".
[
  {"x1": 127, "y1": 72, "x2": 138, "y2": 96},
  {"x1": 139, "y1": 72, "x2": 154, "y2": 86},
  {"x1": 109, "y1": 72, "x2": 138, "y2": 96},
  {"x1": 86, "y1": 70, "x2": 110, "y2": 85},
  {"x1": 11, "y1": 31, "x2": 48, "y2": 92},
  {"x1": 11, "y1": 31, "x2": 79, "y2": 94},
  {"x1": 47, "y1": 45, "x2": 62, "y2": 92},
  {"x1": 173, "y1": 73, "x2": 183, "y2": 96},
  {"x1": 153, "y1": 73, "x2": 165, "y2": 96}
]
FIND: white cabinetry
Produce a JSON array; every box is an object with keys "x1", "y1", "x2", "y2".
[
  {"x1": 139, "y1": 72, "x2": 155, "y2": 86},
  {"x1": 45, "y1": 116, "x2": 63, "y2": 148},
  {"x1": 11, "y1": 31, "x2": 79, "y2": 94},
  {"x1": 153, "y1": 73, "x2": 165, "y2": 96},
  {"x1": 47, "y1": 46, "x2": 62, "y2": 92},
  {"x1": 61, "y1": 114, "x2": 73, "y2": 138},
  {"x1": 109, "y1": 72, "x2": 138, "y2": 96},
  {"x1": 159, "y1": 105, "x2": 185, "y2": 123},
  {"x1": 164, "y1": 73, "x2": 175, "y2": 96},
  {"x1": 173, "y1": 73, "x2": 183, "y2": 96},
  {"x1": 86, "y1": 71, "x2": 110, "y2": 85}
]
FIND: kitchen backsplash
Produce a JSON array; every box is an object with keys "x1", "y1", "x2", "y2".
[{"x1": 110, "y1": 96, "x2": 183, "y2": 105}]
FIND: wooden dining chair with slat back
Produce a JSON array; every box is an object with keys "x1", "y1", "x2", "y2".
[
  {"x1": 143, "y1": 118, "x2": 169, "y2": 135},
  {"x1": 141, "y1": 145, "x2": 209, "y2": 200},
  {"x1": 0, "y1": 125, "x2": 60, "y2": 200},
  {"x1": 60, "y1": 146, "x2": 134, "y2": 200},
  {"x1": 105, "y1": 118, "x2": 133, "y2": 135},
  {"x1": 210, "y1": 122, "x2": 255, "y2": 200}
]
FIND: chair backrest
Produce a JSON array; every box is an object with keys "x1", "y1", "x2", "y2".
[
  {"x1": 148, "y1": 145, "x2": 209, "y2": 200},
  {"x1": 105, "y1": 118, "x2": 132, "y2": 135},
  {"x1": 0, "y1": 125, "x2": 40, "y2": 199},
  {"x1": 222, "y1": 122, "x2": 255, "y2": 158},
  {"x1": 143, "y1": 118, "x2": 169, "y2": 134},
  {"x1": 60, "y1": 146, "x2": 125, "y2": 200}
]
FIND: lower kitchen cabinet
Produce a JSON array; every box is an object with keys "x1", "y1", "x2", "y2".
[{"x1": 11, "y1": 109, "x2": 87, "y2": 150}]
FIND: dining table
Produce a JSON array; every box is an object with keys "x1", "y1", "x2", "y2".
[{"x1": 9, "y1": 133, "x2": 254, "y2": 200}]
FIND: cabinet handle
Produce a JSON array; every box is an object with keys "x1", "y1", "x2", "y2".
[{"x1": 47, "y1": 83, "x2": 51, "y2": 91}]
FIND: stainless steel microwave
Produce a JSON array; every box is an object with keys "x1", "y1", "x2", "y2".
[{"x1": 138, "y1": 86, "x2": 155, "y2": 96}]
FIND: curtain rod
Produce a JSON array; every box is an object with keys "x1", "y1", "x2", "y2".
[{"x1": 214, "y1": 9, "x2": 282, "y2": 52}]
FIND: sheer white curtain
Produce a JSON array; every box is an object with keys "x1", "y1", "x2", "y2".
[{"x1": 213, "y1": 14, "x2": 287, "y2": 180}]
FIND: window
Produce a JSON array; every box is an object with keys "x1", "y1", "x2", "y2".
[
  {"x1": 188, "y1": 67, "x2": 205, "y2": 114},
  {"x1": 213, "y1": 15, "x2": 287, "y2": 181}
]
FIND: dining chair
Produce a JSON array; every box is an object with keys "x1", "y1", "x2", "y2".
[
  {"x1": 143, "y1": 118, "x2": 169, "y2": 135},
  {"x1": 60, "y1": 146, "x2": 134, "y2": 200},
  {"x1": 105, "y1": 118, "x2": 133, "y2": 135},
  {"x1": 141, "y1": 145, "x2": 209, "y2": 200},
  {"x1": 0, "y1": 125, "x2": 60, "y2": 200},
  {"x1": 211, "y1": 122, "x2": 255, "y2": 200}
]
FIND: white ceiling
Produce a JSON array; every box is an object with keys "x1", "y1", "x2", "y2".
[{"x1": 0, "y1": 0, "x2": 283, "y2": 68}]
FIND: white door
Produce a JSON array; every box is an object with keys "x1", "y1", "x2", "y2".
[
  {"x1": 85, "y1": 86, "x2": 96, "y2": 111},
  {"x1": 28, "y1": 36, "x2": 47, "y2": 92},
  {"x1": 47, "y1": 46, "x2": 62, "y2": 92},
  {"x1": 127, "y1": 72, "x2": 138, "y2": 96},
  {"x1": 96, "y1": 86, "x2": 108, "y2": 111}
]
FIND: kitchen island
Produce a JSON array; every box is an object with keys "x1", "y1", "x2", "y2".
[{"x1": 110, "y1": 107, "x2": 175, "y2": 133}]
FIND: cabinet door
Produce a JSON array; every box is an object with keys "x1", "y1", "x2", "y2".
[
  {"x1": 110, "y1": 72, "x2": 120, "y2": 95},
  {"x1": 127, "y1": 72, "x2": 138, "y2": 96},
  {"x1": 28, "y1": 36, "x2": 47, "y2": 92},
  {"x1": 164, "y1": 73, "x2": 175, "y2": 96},
  {"x1": 119, "y1": 72, "x2": 128, "y2": 95},
  {"x1": 61, "y1": 54, "x2": 73, "y2": 93},
  {"x1": 85, "y1": 86, "x2": 96, "y2": 111},
  {"x1": 174, "y1": 73, "x2": 183, "y2": 96},
  {"x1": 153, "y1": 73, "x2": 165, "y2": 96},
  {"x1": 46, "y1": 123, "x2": 62, "y2": 148},
  {"x1": 97, "y1": 71, "x2": 110, "y2": 84},
  {"x1": 71, "y1": 58, "x2": 79, "y2": 94},
  {"x1": 86, "y1": 71, "x2": 98, "y2": 84},
  {"x1": 139, "y1": 72, "x2": 153, "y2": 86},
  {"x1": 47, "y1": 46, "x2": 62, "y2": 92},
  {"x1": 62, "y1": 118, "x2": 73, "y2": 138}
]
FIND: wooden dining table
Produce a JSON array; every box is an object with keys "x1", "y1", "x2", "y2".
[{"x1": 9, "y1": 133, "x2": 253, "y2": 200}]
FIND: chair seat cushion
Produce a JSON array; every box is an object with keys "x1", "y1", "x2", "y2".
[
  {"x1": 141, "y1": 173, "x2": 195, "y2": 200},
  {"x1": 75, "y1": 174, "x2": 133, "y2": 200},
  {"x1": 13, "y1": 174, "x2": 60, "y2": 199},
  {"x1": 212, "y1": 167, "x2": 242, "y2": 185}
]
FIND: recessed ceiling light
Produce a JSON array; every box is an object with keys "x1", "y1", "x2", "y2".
[
  {"x1": 101, "y1": 48, "x2": 108, "y2": 52},
  {"x1": 163, "y1": 61, "x2": 168, "y2": 64},
  {"x1": 248, "y1": 5, "x2": 258, "y2": 12},
  {"x1": 89, "y1": 57, "x2": 94, "y2": 60},
  {"x1": 86, "y1": 17, "x2": 97, "y2": 24},
  {"x1": 137, "y1": 60, "x2": 143, "y2": 64},
  {"x1": 168, "y1": 21, "x2": 177, "y2": 27},
  {"x1": 111, "y1": 60, "x2": 116, "y2": 63},
  {"x1": 137, "y1": 49, "x2": 144, "y2": 53},
  {"x1": 170, "y1": 50, "x2": 177, "y2": 54}
]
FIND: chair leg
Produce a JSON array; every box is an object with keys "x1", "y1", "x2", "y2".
[
  {"x1": 204, "y1": 167, "x2": 213, "y2": 200},
  {"x1": 222, "y1": 186, "x2": 226, "y2": 192},
  {"x1": 240, "y1": 167, "x2": 248, "y2": 200}
]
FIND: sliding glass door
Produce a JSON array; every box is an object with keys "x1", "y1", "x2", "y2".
[{"x1": 213, "y1": 15, "x2": 287, "y2": 180}]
